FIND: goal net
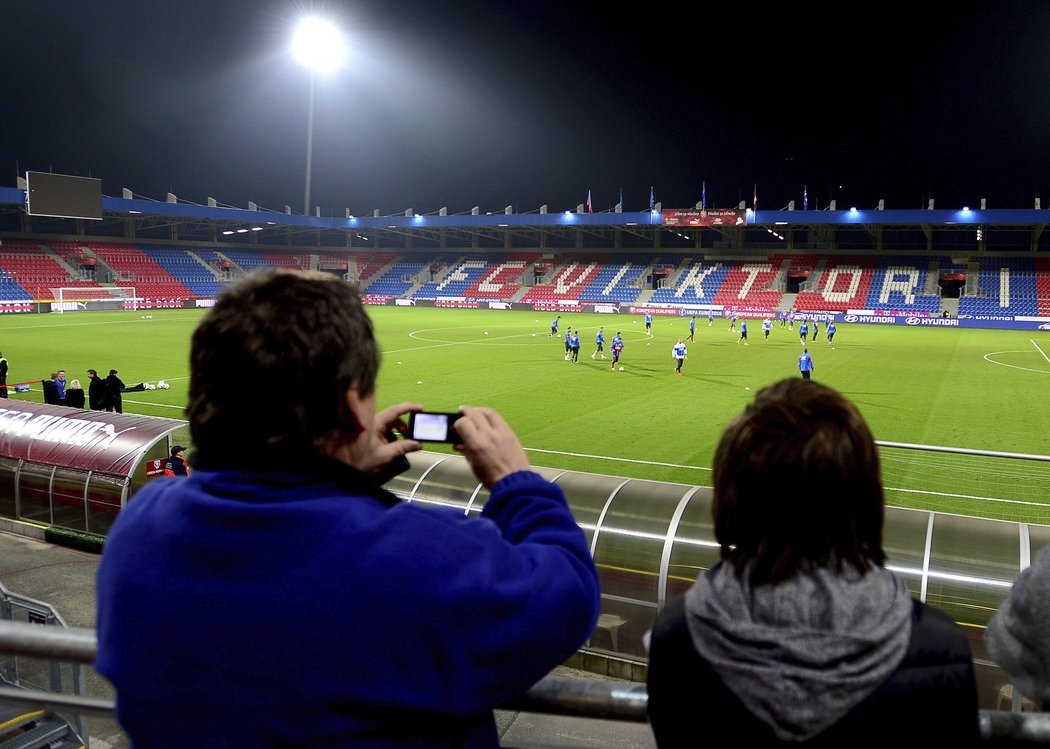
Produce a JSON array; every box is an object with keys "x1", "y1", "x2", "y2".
[{"x1": 50, "y1": 286, "x2": 139, "y2": 313}]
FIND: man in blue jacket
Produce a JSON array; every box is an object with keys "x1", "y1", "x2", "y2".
[{"x1": 95, "y1": 269, "x2": 600, "y2": 748}]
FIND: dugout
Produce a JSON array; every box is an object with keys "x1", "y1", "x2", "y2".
[
  {"x1": 0, "y1": 401, "x2": 186, "y2": 536},
  {"x1": 388, "y1": 449, "x2": 1050, "y2": 713}
]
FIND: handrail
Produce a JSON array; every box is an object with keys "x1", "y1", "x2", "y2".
[{"x1": 4, "y1": 619, "x2": 1050, "y2": 742}]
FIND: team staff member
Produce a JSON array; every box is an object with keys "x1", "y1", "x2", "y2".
[
  {"x1": 96, "y1": 269, "x2": 600, "y2": 749},
  {"x1": 672, "y1": 338, "x2": 688, "y2": 375},
  {"x1": 163, "y1": 445, "x2": 190, "y2": 477},
  {"x1": 86, "y1": 369, "x2": 106, "y2": 410},
  {"x1": 799, "y1": 348, "x2": 815, "y2": 380},
  {"x1": 0, "y1": 350, "x2": 8, "y2": 398}
]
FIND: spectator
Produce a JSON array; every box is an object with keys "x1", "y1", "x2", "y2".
[
  {"x1": 95, "y1": 269, "x2": 600, "y2": 748},
  {"x1": 104, "y1": 369, "x2": 125, "y2": 413},
  {"x1": 0, "y1": 350, "x2": 7, "y2": 398},
  {"x1": 64, "y1": 379, "x2": 86, "y2": 409},
  {"x1": 646, "y1": 379, "x2": 979, "y2": 745},
  {"x1": 986, "y1": 545, "x2": 1050, "y2": 710},
  {"x1": 162, "y1": 445, "x2": 190, "y2": 477},
  {"x1": 86, "y1": 369, "x2": 106, "y2": 410},
  {"x1": 41, "y1": 372, "x2": 59, "y2": 405}
]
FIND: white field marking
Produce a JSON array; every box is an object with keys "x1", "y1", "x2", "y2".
[
  {"x1": 524, "y1": 447, "x2": 712, "y2": 473},
  {"x1": 886, "y1": 485, "x2": 1050, "y2": 509},
  {"x1": 393, "y1": 329, "x2": 539, "y2": 354},
  {"x1": 1033, "y1": 338, "x2": 1050, "y2": 365},
  {"x1": 0, "y1": 315, "x2": 202, "y2": 332},
  {"x1": 121, "y1": 399, "x2": 187, "y2": 411},
  {"x1": 983, "y1": 349, "x2": 1050, "y2": 375}
]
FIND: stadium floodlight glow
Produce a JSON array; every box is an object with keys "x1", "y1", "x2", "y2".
[
  {"x1": 293, "y1": 15, "x2": 346, "y2": 217},
  {"x1": 292, "y1": 17, "x2": 346, "y2": 73}
]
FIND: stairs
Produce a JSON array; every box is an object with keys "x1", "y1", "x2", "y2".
[{"x1": 0, "y1": 706, "x2": 81, "y2": 748}]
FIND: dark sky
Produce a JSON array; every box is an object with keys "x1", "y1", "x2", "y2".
[{"x1": 5, "y1": 1, "x2": 1050, "y2": 216}]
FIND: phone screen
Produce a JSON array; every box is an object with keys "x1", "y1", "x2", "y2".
[{"x1": 409, "y1": 412, "x2": 461, "y2": 443}]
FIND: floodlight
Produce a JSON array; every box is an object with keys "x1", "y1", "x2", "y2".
[{"x1": 292, "y1": 17, "x2": 346, "y2": 73}]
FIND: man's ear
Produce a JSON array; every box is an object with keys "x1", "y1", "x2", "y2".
[{"x1": 343, "y1": 385, "x2": 369, "y2": 436}]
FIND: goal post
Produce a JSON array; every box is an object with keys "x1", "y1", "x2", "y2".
[{"x1": 50, "y1": 286, "x2": 139, "y2": 313}]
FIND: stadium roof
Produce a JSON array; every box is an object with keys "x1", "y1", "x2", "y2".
[{"x1": 1, "y1": 185, "x2": 1049, "y2": 254}]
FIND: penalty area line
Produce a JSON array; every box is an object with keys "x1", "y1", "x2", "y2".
[
  {"x1": 525, "y1": 447, "x2": 711, "y2": 473},
  {"x1": 1032, "y1": 339, "x2": 1050, "y2": 366}
]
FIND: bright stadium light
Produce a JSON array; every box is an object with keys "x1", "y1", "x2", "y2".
[{"x1": 293, "y1": 16, "x2": 346, "y2": 216}]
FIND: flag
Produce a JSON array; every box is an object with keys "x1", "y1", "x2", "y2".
[
  {"x1": 650, "y1": 186, "x2": 655, "y2": 212},
  {"x1": 753, "y1": 184, "x2": 757, "y2": 213},
  {"x1": 803, "y1": 184, "x2": 808, "y2": 211},
  {"x1": 701, "y1": 181, "x2": 706, "y2": 210},
  {"x1": 586, "y1": 190, "x2": 593, "y2": 213},
  {"x1": 619, "y1": 188, "x2": 623, "y2": 211}
]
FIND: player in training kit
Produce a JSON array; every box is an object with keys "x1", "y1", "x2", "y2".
[
  {"x1": 812, "y1": 320, "x2": 820, "y2": 341},
  {"x1": 672, "y1": 338, "x2": 687, "y2": 375},
  {"x1": 688, "y1": 317, "x2": 695, "y2": 341},
  {"x1": 549, "y1": 315, "x2": 561, "y2": 337},
  {"x1": 728, "y1": 313, "x2": 738, "y2": 332},
  {"x1": 708, "y1": 309, "x2": 714, "y2": 327},
  {"x1": 762, "y1": 317, "x2": 773, "y2": 341},
  {"x1": 611, "y1": 333, "x2": 624, "y2": 370},
  {"x1": 645, "y1": 313, "x2": 653, "y2": 334},
  {"x1": 827, "y1": 321, "x2": 837, "y2": 347},
  {"x1": 570, "y1": 331, "x2": 581, "y2": 363},
  {"x1": 592, "y1": 327, "x2": 606, "y2": 359},
  {"x1": 564, "y1": 328, "x2": 573, "y2": 360},
  {"x1": 799, "y1": 348, "x2": 815, "y2": 380},
  {"x1": 798, "y1": 320, "x2": 809, "y2": 345},
  {"x1": 737, "y1": 319, "x2": 749, "y2": 346}
]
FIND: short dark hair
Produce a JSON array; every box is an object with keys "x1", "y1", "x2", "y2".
[
  {"x1": 188, "y1": 269, "x2": 379, "y2": 470},
  {"x1": 711, "y1": 378, "x2": 885, "y2": 586}
]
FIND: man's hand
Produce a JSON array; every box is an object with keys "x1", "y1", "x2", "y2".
[
  {"x1": 453, "y1": 406, "x2": 530, "y2": 489},
  {"x1": 353, "y1": 402, "x2": 422, "y2": 477}
]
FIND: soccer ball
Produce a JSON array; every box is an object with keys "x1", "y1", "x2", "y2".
[
  {"x1": 144, "y1": 383, "x2": 155, "y2": 390},
  {"x1": 619, "y1": 366, "x2": 625, "y2": 371},
  {"x1": 157, "y1": 380, "x2": 169, "y2": 389}
]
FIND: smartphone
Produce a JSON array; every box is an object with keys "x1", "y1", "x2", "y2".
[{"x1": 408, "y1": 411, "x2": 462, "y2": 443}]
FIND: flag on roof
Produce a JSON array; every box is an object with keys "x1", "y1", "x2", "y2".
[
  {"x1": 701, "y1": 181, "x2": 706, "y2": 210},
  {"x1": 803, "y1": 184, "x2": 808, "y2": 211},
  {"x1": 587, "y1": 190, "x2": 593, "y2": 213},
  {"x1": 650, "y1": 186, "x2": 655, "y2": 212}
]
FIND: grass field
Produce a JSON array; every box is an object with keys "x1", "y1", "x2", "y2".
[{"x1": 4, "y1": 306, "x2": 1050, "y2": 522}]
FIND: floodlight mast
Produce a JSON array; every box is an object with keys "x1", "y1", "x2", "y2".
[{"x1": 292, "y1": 16, "x2": 346, "y2": 217}]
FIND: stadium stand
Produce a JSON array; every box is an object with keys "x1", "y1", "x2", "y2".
[
  {"x1": 648, "y1": 256, "x2": 730, "y2": 306},
  {"x1": 363, "y1": 256, "x2": 430, "y2": 297},
  {"x1": 518, "y1": 254, "x2": 606, "y2": 303},
  {"x1": 141, "y1": 247, "x2": 226, "y2": 298},
  {"x1": 959, "y1": 256, "x2": 1040, "y2": 317},
  {"x1": 577, "y1": 253, "x2": 648, "y2": 304},
  {"x1": 793, "y1": 255, "x2": 878, "y2": 312},
  {"x1": 86, "y1": 243, "x2": 193, "y2": 299},
  {"x1": 863, "y1": 255, "x2": 945, "y2": 314}
]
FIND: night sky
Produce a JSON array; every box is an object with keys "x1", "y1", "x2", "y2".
[{"x1": 5, "y1": 1, "x2": 1050, "y2": 216}]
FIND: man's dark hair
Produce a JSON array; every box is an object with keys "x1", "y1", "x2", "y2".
[
  {"x1": 711, "y1": 378, "x2": 885, "y2": 586},
  {"x1": 188, "y1": 269, "x2": 379, "y2": 470}
]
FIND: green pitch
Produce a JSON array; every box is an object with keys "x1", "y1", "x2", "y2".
[{"x1": 4, "y1": 306, "x2": 1049, "y2": 522}]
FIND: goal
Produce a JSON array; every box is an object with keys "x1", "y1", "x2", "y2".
[{"x1": 50, "y1": 286, "x2": 139, "y2": 313}]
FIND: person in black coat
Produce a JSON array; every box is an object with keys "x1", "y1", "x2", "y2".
[
  {"x1": 105, "y1": 369, "x2": 126, "y2": 413},
  {"x1": 646, "y1": 379, "x2": 979, "y2": 746},
  {"x1": 64, "y1": 378, "x2": 86, "y2": 409},
  {"x1": 42, "y1": 372, "x2": 59, "y2": 405},
  {"x1": 87, "y1": 369, "x2": 106, "y2": 410}
]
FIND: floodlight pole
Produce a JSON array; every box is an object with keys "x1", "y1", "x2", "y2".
[{"x1": 304, "y1": 71, "x2": 316, "y2": 217}]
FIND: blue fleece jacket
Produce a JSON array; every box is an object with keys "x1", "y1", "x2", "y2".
[{"x1": 95, "y1": 459, "x2": 600, "y2": 748}]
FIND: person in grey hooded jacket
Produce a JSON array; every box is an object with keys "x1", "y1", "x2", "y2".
[
  {"x1": 987, "y1": 545, "x2": 1050, "y2": 711},
  {"x1": 646, "y1": 378, "x2": 979, "y2": 746}
]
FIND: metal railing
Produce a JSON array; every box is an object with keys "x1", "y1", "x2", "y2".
[{"x1": 3, "y1": 619, "x2": 1050, "y2": 744}]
